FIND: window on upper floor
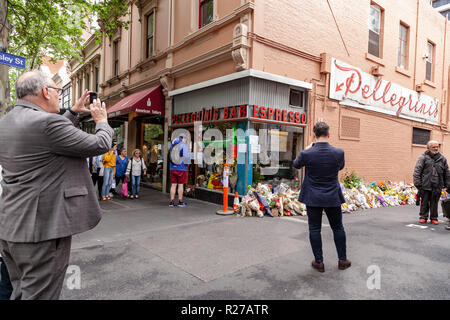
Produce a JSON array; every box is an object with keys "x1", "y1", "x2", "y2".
[
  {"x1": 86, "y1": 73, "x2": 90, "y2": 91},
  {"x1": 368, "y1": 4, "x2": 383, "y2": 58},
  {"x1": 426, "y1": 41, "x2": 435, "y2": 81},
  {"x1": 199, "y1": 0, "x2": 214, "y2": 28},
  {"x1": 398, "y1": 23, "x2": 409, "y2": 69},
  {"x1": 146, "y1": 12, "x2": 154, "y2": 58},
  {"x1": 113, "y1": 39, "x2": 120, "y2": 77},
  {"x1": 95, "y1": 67, "x2": 99, "y2": 92},
  {"x1": 78, "y1": 78, "x2": 82, "y2": 98},
  {"x1": 61, "y1": 86, "x2": 71, "y2": 110}
]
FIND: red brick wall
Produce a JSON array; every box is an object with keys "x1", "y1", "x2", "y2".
[{"x1": 253, "y1": 0, "x2": 450, "y2": 184}]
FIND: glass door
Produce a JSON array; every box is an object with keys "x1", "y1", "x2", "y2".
[{"x1": 142, "y1": 123, "x2": 164, "y2": 191}]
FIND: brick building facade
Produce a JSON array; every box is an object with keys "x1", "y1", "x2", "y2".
[{"x1": 75, "y1": 0, "x2": 450, "y2": 195}]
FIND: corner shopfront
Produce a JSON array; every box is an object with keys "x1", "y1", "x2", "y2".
[
  {"x1": 168, "y1": 70, "x2": 312, "y2": 204},
  {"x1": 105, "y1": 85, "x2": 166, "y2": 190}
]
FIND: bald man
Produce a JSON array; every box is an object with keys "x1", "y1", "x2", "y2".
[
  {"x1": 413, "y1": 140, "x2": 450, "y2": 225},
  {"x1": 0, "y1": 71, "x2": 113, "y2": 299}
]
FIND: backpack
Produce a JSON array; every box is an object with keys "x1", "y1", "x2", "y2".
[{"x1": 168, "y1": 140, "x2": 182, "y2": 165}]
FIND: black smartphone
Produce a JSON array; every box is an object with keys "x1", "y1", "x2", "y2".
[{"x1": 89, "y1": 92, "x2": 98, "y2": 104}]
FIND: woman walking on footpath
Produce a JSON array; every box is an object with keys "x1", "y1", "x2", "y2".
[
  {"x1": 101, "y1": 144, "x2": 117, "y2": 201},
  {"x1": 115, "y1": 148, "x2": 129, "y2": 198},
  {"x1": 126, "y1": 149, "x2": 147, "y2": 199}
]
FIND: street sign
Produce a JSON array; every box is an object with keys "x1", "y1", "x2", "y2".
[{"x1": 0, "y1": 52, "x2": 26, "y2": 69}]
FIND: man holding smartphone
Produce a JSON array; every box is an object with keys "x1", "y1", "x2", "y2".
[
  {"x1": 293, "y1": 122, "x2": 350, "y2": 273},
  {"x1": 0, "y1": 71, "x2": 113, "y2": 299}
]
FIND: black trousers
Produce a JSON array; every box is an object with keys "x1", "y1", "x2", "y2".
[
  {"x1": 97, "y1": 176, "x2": 104, "y2": 198},
  {"x1": 91, "y1": 172, "x2": 99, "y2": 187},
  {"x1": 0, "y1": 257, "x2": 12, "y2": 300},
  {"x1": 306, "y1": 206, "x2": 347, "y2": 263},
  {"x1": 419, "y1": 190, "x2": 440, "y2": 221}
]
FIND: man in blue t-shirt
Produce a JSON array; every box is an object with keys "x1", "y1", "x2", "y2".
[{"x1": 169, "y1": 135, "x2": 190, "y2": 207}]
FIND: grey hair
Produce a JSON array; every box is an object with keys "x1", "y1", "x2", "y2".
[
  {"x1": 16, "y1": 71, "x2": 53, "y2": 99},
  {"x1": 427, "y1": 140, "x2": 439, "y2": 148}
]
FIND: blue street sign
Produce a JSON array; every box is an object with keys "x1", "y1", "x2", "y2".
[{"x1": 0, "y1": 52, "x2": 26, "y2": 69}]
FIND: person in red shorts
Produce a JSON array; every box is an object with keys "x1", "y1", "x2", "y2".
[{"x1": 169, "y1": 135, "x2": 190, "y2": 207}]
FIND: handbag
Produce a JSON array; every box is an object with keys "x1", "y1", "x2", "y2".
[{"x1": 121, "y1": 176, "x2": 128, "y2": 197}]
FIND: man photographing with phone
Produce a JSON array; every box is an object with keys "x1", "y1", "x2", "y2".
[{"x1": 0, "y1": 71, "x2": 113, "y2": 300}]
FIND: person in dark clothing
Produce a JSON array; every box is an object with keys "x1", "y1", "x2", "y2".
[
  {"x1": 293, "y1": 122, "x2": 351, "y2": 273},
  {"x1": 90, "y1": 154, "x2": 103, "y2": 200},
  {"x1": 0, "y1": 255, "x2": 13, "y2": 300},
  {"x1": 115, "y1": 148, "x2": 129, "y2": 198},
  {"x1": 413, "y1": 140, "x2": 450, "y2": 225}
]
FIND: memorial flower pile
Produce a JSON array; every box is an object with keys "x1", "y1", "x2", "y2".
[{"x1": 235, "y1": 176, "x2": 418, "y2": 217}]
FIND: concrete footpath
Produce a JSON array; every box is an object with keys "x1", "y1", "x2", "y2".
[{"x1": 61, "y1": 188, "x2": 450, "y2": 300}]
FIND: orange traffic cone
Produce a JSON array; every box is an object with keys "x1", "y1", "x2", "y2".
[{"x1": 233, "y1": 192, "x2": 240, "y2": 212}]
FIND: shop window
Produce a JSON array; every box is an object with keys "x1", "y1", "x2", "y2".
[
  {"x1": 252, "y1": 123, "x2": 303, "y2": 190},
  {"x1": 398, "y1": 23, "x2": 409, "y2": 69},
  {"x1": 199, "y1": 0, "x2": 214, "y2": 28},
  {"x1": 340, "y1": 116, "x2": 360, "y2": 140},
  {"x1": 146, "y1": 12, "x2": 154, "y2": 58},
  {"x1": 426, "y1": 41, "x2": 434, "y2": 81},
  {"x1": 412, "y1": 128, "x2": 430, "y2": 145},
  {"x1": 289, "y1": 89, "x2": 304, "y2": 108},
  {"x1": 368, "y1": 4, "x2": 383, "y2": 58}
]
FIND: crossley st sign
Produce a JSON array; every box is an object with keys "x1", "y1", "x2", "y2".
[
  {"x1": 172, "y1": 105, "x2": 308, "y2": 126},
  {"x1": 329, "y1": 58, "x2": 439, "y2": 124},
  {"x1": 0, "y1": 52, "x2": 26, "y2": 69}
]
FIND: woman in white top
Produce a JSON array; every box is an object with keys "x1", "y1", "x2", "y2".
[{"x1": 126, "y1": 149, "x2": 147, "y2": 199}]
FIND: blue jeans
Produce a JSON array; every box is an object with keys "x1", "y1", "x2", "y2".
[
  {"x1": 131, "y1": 175, "x2": 141, "y2": 196},
  {"x1": 0, "y1": 257, "x2": 12, "y2": 300},
  {"x1": 306, "y1": 206, "x2": 347, "y2": 263},
  {"x1": 102, "y1": 167, "x2": 114, "y2": 197}
]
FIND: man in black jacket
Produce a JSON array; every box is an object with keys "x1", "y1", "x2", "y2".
[
  {"x1": 413, "y1": 140, "x2": 450, "y2": 225},
  {"x1": 293, "y1": 122, "x2": 351, "y2": 272}
]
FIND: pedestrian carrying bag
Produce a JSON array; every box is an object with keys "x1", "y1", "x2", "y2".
[{"x1": 121, "y1": 176, "x2": 128, "y2": 197}]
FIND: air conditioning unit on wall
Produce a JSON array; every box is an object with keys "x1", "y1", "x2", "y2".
[
  {"x1": 416, "y1": 84, "x2": 424, "y2": 92},
  {"x1": 370, "y1": 65, "x2": 384, "y2": 77}
]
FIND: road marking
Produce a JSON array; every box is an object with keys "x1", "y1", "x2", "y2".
[
  {"x1": 282, "y1": 217, "x2": 330, "y2": 227},
  {"x1": 406, "y1": 224, "x2": 428, "y2": 229}
]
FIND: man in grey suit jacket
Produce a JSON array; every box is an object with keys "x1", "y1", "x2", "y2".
[{"x1": 0, "y1": 71, "x2": 113, "y2": 299}]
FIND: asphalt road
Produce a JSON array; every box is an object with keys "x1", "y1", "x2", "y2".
[{"x1": 60, "y1": 188, "x2": 450, "y2": 300}]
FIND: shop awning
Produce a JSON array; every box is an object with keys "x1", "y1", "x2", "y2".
[{"x1": 107, "y1": 85, "x2": 165, "y2": 119}]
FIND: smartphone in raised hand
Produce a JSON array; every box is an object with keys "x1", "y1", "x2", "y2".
[{"x1": 89, "y1": 92, "x2": 98, "y2": 104}]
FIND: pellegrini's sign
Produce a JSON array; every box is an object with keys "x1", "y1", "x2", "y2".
[
  {"x1": 172, "y1": 105, "x2": 307, "y2": 126},
  {"x1": 329, "y1": 58, "x2": 439, "y2": 124}
]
